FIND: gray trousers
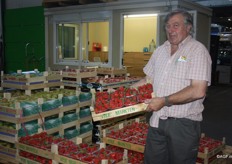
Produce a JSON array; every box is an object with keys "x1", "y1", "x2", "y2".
[{"x1": 144, "y1": 118, "x2": 201, "y2": 164}]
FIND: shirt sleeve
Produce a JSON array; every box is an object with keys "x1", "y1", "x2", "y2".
[{"x1": 187, "y1": 44, "x2": 212, "y2": 86}]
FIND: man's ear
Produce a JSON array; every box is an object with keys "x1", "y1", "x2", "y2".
[{"x1": 187, "y1": 24, "x2": 192, "y2": 33}]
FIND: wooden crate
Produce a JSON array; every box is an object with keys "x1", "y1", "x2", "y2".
[
  {"x1": 197, "y1": 134, "x2": 226, "y2": 164},
  {"x1": 0, "y1": 144, "x2": 17, "y2": 164},
  {"x1": 0, "y1": 99, "x2": 92, "y2": 142},
  {"x1": 50, "y1": 67, "x2": 97, "y2": 90},
  {"x1": 103, "y1": 137, "x2": 145, "y2": 153},
  {"x1": 91, "y1": 103, "x2": 147, "y2": 121},
  {"x1": 97, "y1": 67, "x2": 127, "y2": 77},
  {"x1": 17, "y1": 139, "x2": 126, "y2": 164},
  {"x1": 1, "y1": 70, "x2": 63, "y2": 95},
  {"x1": 98, "y1": 76, "x2": 141, "y2": 90},
  {"x1": 102, "y1": 116, "x2": 146, "y2": 153},
  {"x1": 95, "y1": 113, "x2": 145, "y2": 142}
]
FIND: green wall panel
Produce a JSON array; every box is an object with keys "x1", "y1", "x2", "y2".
[
  {"x1": 5, "y1": 26, "x2": 45, "y2": 43},
  {"x1": 4, "y1": 6, "x2": 45, "y2": 73}
]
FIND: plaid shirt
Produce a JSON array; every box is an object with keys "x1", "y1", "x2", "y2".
[{"x1": 144, "y1": 36, "x2": 212, "y2": 128}]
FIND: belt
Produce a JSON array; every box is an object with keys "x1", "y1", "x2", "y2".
[{"x1": 167, "y1": 117, "x2": 177, "y2": 120}]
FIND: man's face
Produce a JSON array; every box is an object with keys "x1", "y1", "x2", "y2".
[{"x1": 165, "y1": 14, "x2": 191, "y2": 45}]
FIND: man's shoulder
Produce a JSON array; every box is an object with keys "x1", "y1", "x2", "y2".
[{"x1": 188, "y1": 37, "x2": 207, "y2": 49}]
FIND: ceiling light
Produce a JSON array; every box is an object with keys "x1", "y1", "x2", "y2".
[
  {"x1": 124, "y1": 14, "x2": 158, "y2": 18},
  {"x1": 228, "y1": 18, "x2": 231, "y2": 21}
]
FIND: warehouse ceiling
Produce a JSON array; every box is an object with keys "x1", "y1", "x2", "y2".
[
  {"x1": 43, "y1": 0, "x2": 232, "y2": 28},
  {"x1": 191, "y1": 0, "x2": 232, "y2": 28}
]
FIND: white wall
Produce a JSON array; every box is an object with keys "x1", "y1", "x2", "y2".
[{"x1": 6, "y1": 0, "x2": 42, "y2": 9}]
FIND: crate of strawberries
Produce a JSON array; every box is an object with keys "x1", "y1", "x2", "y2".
[
  {"x1": 17, "y1": 132, "x2": 127, "y2": 164},
  {"x1": 91, "y1": 83, "x2": 153, "y2": 121}
]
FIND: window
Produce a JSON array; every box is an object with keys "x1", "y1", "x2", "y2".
[
  {"x1": 57, "y1": 23, "x2": 80, "y2": 60},
  {"x1": 54, "y1": 11, "x2": 112, "y2": 67}
]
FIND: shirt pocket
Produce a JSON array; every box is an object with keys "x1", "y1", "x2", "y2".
[{"x1": 172, "y1": 62, "x2": 189, "y2": 79}]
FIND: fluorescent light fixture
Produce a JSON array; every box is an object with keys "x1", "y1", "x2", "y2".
[{"x1": 124, "y1": 14, "x2": 158, "y2": 18}]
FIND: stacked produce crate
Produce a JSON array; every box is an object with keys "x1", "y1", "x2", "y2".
[
  {"x1": 103, "y1": 116, "x2": 147, "y2": 163},
  {"x1": 102, "y1": 118, "x2": 227, "y2": 164},
  {"x1": 17, "y1": 132, "x2": 128, "y2": 164},
  {"x1": 197, "y1": 133, "x2": 226, "y2": 164},
  {"x1": 90, "y1": 80, "x2": 228, "y2": 164},
  {"x1": 0, "y1": 70, "x2": 93, "y2": 163},
  {"x1": 91, "y1": 83, "x2": 153, "y2": 121},
  {"x1": 50, "y1": 66, "x2": 98, "y2": 91},
  {"x1": 90, "y1": 82, "x2": 153, "y2": 143},
  {"x1": 1, "y1": 69, "x2": 63, "y2": 95},
  {"x1": 95, "y1": 76, "x2": 141, "y2": 91},
  {"x1": 97, "y1": 67, "x2": 127, "y2": 78}
]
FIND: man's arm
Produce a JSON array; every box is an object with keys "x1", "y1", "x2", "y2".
[{"x1": 145, "y1": 79, "x2": 208, "y2": 111}]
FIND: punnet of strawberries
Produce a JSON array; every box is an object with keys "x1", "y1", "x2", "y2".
[
  {"x1": 107, "y1": 122, "x2": 148, "y2": 146},
  {"x1": 94, "y1": 83, "x2": 153, "y2": 113}
]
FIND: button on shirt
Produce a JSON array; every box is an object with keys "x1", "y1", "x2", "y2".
[{"x1": 143, "y1": 36, "x2": 212, "y2": 128}]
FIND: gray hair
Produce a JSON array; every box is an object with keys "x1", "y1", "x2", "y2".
[{"x1": 164, "y1": 9, "x2": 194, "y2": 35}]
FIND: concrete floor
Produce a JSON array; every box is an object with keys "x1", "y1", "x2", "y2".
[{"x1": 201, "y1": 84, "x2": 232, "y2": 146}]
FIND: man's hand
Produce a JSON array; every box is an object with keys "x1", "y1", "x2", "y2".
[{"x1": 144, "y1": 97, "x2": 165, "y2": 112}]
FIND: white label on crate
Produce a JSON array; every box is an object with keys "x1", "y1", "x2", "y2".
[
  {"x1": 58, "y1": 94, "x2": 63, "y2": 99},
  {"x1": 103, "y1": 129, "x2": 106, "y2": 137},
  {"x1": 101, "y1": 159, "x2": 108, "y2": 164},
  {"x1": 76, "y1": 138, "x2": 82, "y2": 144},
  {"x1": 4, "y1": 93, "x2": 11, "y2": 99},
  {"x1": 38, "y1": 98, "x2": 44, "y2": 105},
  {"x1": 135, "y1": 118, "x2": 140, "y2": 122},
  {"x1": 17, "y1": 70, "x2": 22, "y2": 74},
  {"x1": 44, "y1": 71, "x2": 48, "y2": 76},
  {"x1": 119, "y1": 123, "x2": 124, "y2": 129},
  {"x1": 100, "y1": 143, "x2": 106, "y2": 149}
]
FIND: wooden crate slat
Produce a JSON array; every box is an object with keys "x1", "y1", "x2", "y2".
[
  {"x1": 91, "y1": 103, "x2": 147, "y2": 121},
  {"x1": 198, "y1": 144, "x2": 225, "y2": 159},
  {"x1": 0, "y1": 134, "x2": 16, "y2": 143},
  {"x1": 16, "y1": 142, "x2": 54, "y2": 159},
  {"x1": 0, "y1": 126, "x2": 17, "y2": 135},
  {"x1": 79, "y1": 116, "x2": 92, "y2": 124},
  {"x1": 0, "y1": 106, "x2": 18, "y2": 115},
  {"x1": 0, "y1": 145, "x2": 16, "y2": 156},
  {"x1": 0, "y1": 153, "x2": 17, "y2": 164},
  {"x1": 54, "y1": 154, "x2": 87, "y2": 164},
  {"x1": 103, "y1": 137, "x2": 144, "y2": 153},
  {"x1": 17, "y1": 156, "x2": 42, "y2": 164}
]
